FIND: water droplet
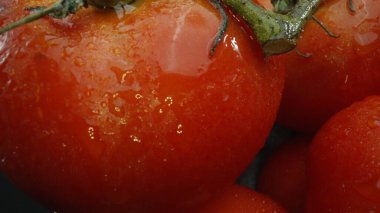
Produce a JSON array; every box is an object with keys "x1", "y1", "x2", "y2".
[
  {"x1": 135, "y1": 94, "x2": 143, "y2": 100},
  {"x1": 120, "y1": 118, "x2": 127, "y2": 125},
  {"x1": 1, "y1": 157, "x2": 6, "y2": 164},
  {"x1": 103, "y1": 131, "x2": 115, "y2": 136},
  {"x1": 88, "y1": 127, "x2": 95, "y2": 140},
  {"x1": 112, "y1": 48, "x2": 121, "y2": 56},
  {"x1": 91, "y1": 109, "x2": 100, "y2": 115},
  {"x1": 85, "y1": 89, "x2": 93, "y2": 97},
  {"x1": 130, "y1": 135, "x2": 141, "y2": 143},
  {"x1": 177, "y1": 124, "x2": 183, "y2": 134},
  {"x1": 165, "y1": 96, "x2": 173, "y2": 106},
  {"x1": 74, "y1": 57, "x2": 85, "y2": 67},
  {"x1": 114, "y1": 106, "x2": 121, "y2": 112}
]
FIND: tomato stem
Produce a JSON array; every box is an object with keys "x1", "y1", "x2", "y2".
[
  {"x1": 209, "y1": 0, "x2": 228, "y2": 57},
  {"x1": 1, "y1": 0, "x2": 322, "y2": 57},
  {"x1": 311, "y1": 15, "x2": 339, "y2": 38},
  {"x1": 0, "y1": 0, "x2": 84, "y2": 34},
  {"x1": 348, "y1": 0, "x2": 356, "y2": 12},
  {"x1": 0, "y1": 0, "x2": 134, "y2": 34},
  {"x1": 222, "y1": 0, "x2": 321, "y2": 56}
]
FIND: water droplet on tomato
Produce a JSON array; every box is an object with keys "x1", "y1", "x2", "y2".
[
  {"x1": 114, "y1": 106, "x2": 121, "y2": 112},
  {"x1": 101, "y1": 101, "x2": 108, "y2": 108},
  {"x1": 91, "y1": 109, "x2": 100, "y2": 115},
  {"x1": 165, "y1": 96, "x2": 173, "y2": 107},
  {"x1": 74, "y1": 57, "x2": 85, "y2": 67},
  {"x1": 130, "y1": 135, "x2": 141, "y2": 143},
  {"x1": 119, "y1": 118, "x2": 127, "y2": 125},
  {"x1": 88, "y1": 126, "x2": 96, "y2": 140},
  {"x1": 177, "y1": 124, "x2": 183, "y2": 135},
  {"x1": 135, "y1": 94, "x2": 143, "y2": 100}
]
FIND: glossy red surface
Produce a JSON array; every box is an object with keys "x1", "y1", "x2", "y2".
[
  {"x1": 0, "y1": 0, "x2": 284, "y2": 211},
  {"x1": 199, "y1": 185, "x2": 286, "y2": 213},
  {"x1": 306, "y1": 96, "x2": 380, "y2": 212},
  {"x1": 258, "y1": 137, "x2": 309, "y2": 213},
  {"x1": 278, "y1": 0, "x2": 380, "y2": 133}
]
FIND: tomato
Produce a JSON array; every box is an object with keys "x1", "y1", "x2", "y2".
[
  {"x1": 277, "y1": 0, "x2": 380, "y2": 133},
  {"x1": 199, "y1": 185, "x2": 286, "y2": 213},
  {"x1": 306, "y1": 96, "x2": 380, "y2": 212},
  {"x1": 0, "y1": 0, "x2": 284, "y2": 211},
  {"x1": 258, "y1": 137, "x2": 309, "y2": 213}
]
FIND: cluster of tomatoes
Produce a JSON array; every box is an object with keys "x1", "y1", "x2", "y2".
[{"x1": 0, "y1": 0, "x2": 379, "y2": 212}]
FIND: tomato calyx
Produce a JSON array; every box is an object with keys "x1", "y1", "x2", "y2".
[
  {"x1": 0, "y1": 0, "x2": 327, "y2": 56},
  {"x1": 0, "y1": 0, "x2": 85, "y2": 34},
  {"x1": 223, "y1": 0, "x2": 322, "y2": 56}
]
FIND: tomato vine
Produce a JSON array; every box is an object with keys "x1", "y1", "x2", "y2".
[{"x1": 0, "y1": 0, "x2": 324, "y2": 56}]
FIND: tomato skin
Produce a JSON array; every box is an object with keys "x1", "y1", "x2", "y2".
[
  {"x1": 277, "y1": 0, "x2": 380, "y2": 133},
  {"x1": 0, "y1": 0, "x2": 284, "y2": 211},
  {"x1": 306, "y1": 96, "x2": 380, "y2": 212},
  {"x1": 258, "y1": 137, "x2": 309, "y2": 213},
  {"x1": 199, "y1": 185, "x2": 286, "y2": 213}
]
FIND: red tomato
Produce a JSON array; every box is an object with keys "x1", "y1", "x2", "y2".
[
  {"x1": 258, "y1": 137, "x2": 309, "y2": 213},
  {"x1": 0, "y1": 0, "x2": 285, "y2": 211},
  {"x1": 306, "y1": 96, "x2": 380, "y2": 212},
  {"x1": 277, "y1": 0, "x2": 380, "y2": 133},
  {"x1": 199, "y1": 185, "x2": 286, "y2": 213}
]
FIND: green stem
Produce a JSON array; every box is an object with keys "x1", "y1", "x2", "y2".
[
  {"x1": 209, "y1": 0, "x2": 228, "y2": 56},
  {"x1": 0, "y1": 0, "x2": 85, "y2": 34},
  {"x1": 0, "y1": 3, "x2": 60, "y2": 34},
  {"x1": 223, "y1": 0, "x2": 321, "y2": 56},
  {"x1": 0, "y1": 0, "x2": 322, "y2": 57}
]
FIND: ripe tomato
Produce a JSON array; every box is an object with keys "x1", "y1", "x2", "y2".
[
  {"x1": 0, "y1": 0, "x2": 284, "y2": 211},
  {"x1": 258, "y1": 137, "x2": 309, "y2": 213},
  {"x1": 277, "y1": 0, "x2": 380, "y2": 133},
  {"x1": 199, "y1": 185, "x2": 286, "y2": 213},
  {"x1": 306, "y1": 96, "x2": 380, "y2": 212}
]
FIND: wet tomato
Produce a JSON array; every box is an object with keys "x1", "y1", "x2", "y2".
[
  {"x1": 199, "y1": 185, "x2": 286, "y2": 213},
  {"x1": 0, "y1": 0, "x2": 284, "y2": 211},
  {"x1": 258, "y1": 137, "x2": 309, "y2": 213},
  {"x1": 306, "y1": 96, "x2": 380, "y2": 212},
  {"x1": 277, "y1": 0, "x2": 380, "y2": 133}
]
